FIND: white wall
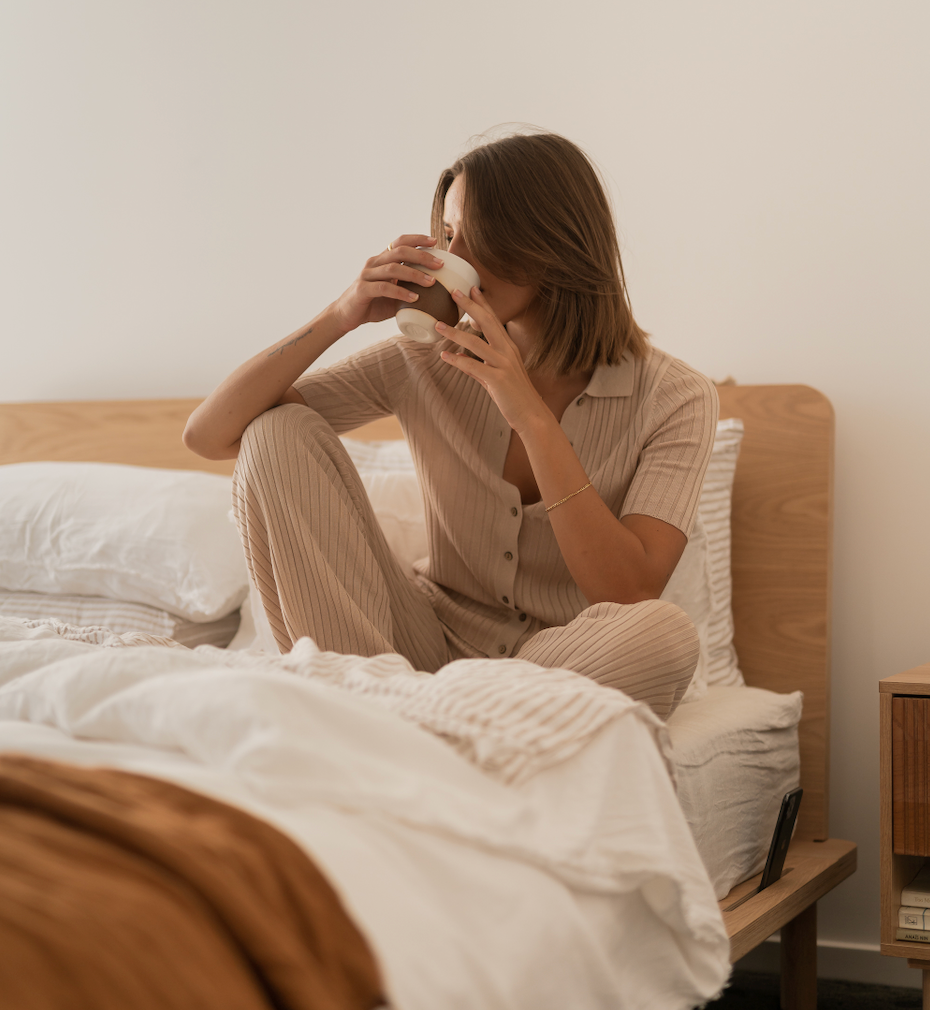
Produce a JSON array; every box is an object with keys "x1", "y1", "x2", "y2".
[{"x1": 3, "y1": 0, "x2": 929, "y2": 983}]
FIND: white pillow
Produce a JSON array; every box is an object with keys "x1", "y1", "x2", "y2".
[
  {"x1": 342, "y1": 421, "x2": 745, "y2": 701},
  {"x1": 342, "y1": 439, "x2": 428, "y2": 575},
  {"x1": 0, "y1": 462, "x2": 249, "y2": 622}
]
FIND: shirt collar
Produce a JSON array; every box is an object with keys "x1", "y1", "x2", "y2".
[{"x1": 584, "y1": 351, "x2": 635, "y2": 398}]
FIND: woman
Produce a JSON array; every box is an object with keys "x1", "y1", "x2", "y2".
[{"x1": 184, "y1": 131, "x2": 717, "y2": 719}]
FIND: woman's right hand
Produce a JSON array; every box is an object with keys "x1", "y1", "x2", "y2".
[{"x1": 330, "y1": 234, "x2": 446, "y2": 333}]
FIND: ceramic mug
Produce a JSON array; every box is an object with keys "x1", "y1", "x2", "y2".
[{"x1": 395, "y1": 249, "x2": 480, "y2": 343}]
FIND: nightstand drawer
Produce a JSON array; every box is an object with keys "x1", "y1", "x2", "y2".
[{"x1": 893, "y1": 697, "x2": 930, "y2": 856}]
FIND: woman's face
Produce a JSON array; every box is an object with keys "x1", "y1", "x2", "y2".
[{"x1": 442, "y1": 174, "x2": 536, "y2": 333}]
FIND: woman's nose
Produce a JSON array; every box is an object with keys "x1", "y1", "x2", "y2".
[{"x1": 448, "y1": 234, "x2": 474, "y2": 268}]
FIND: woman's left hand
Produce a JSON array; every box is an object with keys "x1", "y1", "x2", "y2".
[{"x1": 436, "y1": 287, "x2": 549, "y2": 435}]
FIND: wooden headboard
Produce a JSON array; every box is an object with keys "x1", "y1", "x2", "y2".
[
  {"x1": 717, "y1": 385, "x2": 834, "y2": 842},
  {"x1": 0, "y1": 385, "x2": 834, "y2": 840}
]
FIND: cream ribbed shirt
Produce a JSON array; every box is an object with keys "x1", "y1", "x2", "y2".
[{"x1": 295, "y1": 336, "x2": 718, "y2": 659}]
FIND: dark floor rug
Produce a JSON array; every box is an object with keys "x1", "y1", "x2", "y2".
[{"x1": 706, "y1": 970, "x2": 922, "y2": 1009}]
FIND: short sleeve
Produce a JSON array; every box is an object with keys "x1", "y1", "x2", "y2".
[
  {"x1": 620, "y1": 366, "x2": 718, "y2": 537},
  {"x1": 293, "y1": 339, "x2": 411, "y2": 434}
]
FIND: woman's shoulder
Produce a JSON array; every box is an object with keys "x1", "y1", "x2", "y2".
[
  {"x1": 628, "y1": 344, "x2": 719, "y2": 429},
  {"x1": 639, "y1": 341, "x2": 713, "y2": 382},
  {"x1": 602, "y1": 342, "x2": 716, "y2": 406}
]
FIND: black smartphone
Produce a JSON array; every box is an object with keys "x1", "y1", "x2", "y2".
[{"x1": 759, "y1": 787, "x2": 803, "y2": 891}]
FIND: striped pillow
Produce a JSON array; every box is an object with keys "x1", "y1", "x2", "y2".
[{"x1": 0, "y1": 591, "x2": 241, "y2": 649}]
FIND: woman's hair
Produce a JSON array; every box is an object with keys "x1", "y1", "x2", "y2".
[{"x1": 430, "y1": 131, "x2": 649, "y2": 374}]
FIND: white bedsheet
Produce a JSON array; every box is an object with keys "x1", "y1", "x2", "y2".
[{"x1": 0, "y1": 616, "x2": 730, "y2": 1009}]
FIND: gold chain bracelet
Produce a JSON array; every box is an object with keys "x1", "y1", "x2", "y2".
[{"x1": 545, "y1": 482, "x2": 592, "y2": 513}]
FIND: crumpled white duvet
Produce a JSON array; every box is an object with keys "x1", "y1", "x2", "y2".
[{"x1": 0, "y1": 616, "x2": 730, "y2": 1010}]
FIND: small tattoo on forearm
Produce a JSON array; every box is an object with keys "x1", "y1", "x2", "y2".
[{"x1": 268, "y1": 331, "x2": 310, "y2": 357}]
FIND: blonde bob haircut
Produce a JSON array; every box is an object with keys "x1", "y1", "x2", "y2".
[{"x1": 430, "y1": 131, "x2": 649, "y2": 375}]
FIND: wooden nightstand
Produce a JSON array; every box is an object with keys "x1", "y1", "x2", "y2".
[{"x1": 880, "y1": 664, "x2": 930, "y2": 1007}]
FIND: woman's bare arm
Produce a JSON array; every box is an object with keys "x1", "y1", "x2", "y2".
[
  {"x1": 183, "y1": 235, "x2": 444, "y2": 460},
  {"x1": 513, "y1": 411, "x2": 687, "y2": 603},
  {"x1": 182, "y1": 308, "x2": 347, "y2": 460}
]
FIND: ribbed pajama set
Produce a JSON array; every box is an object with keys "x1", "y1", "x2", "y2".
[{"x1": 232, "y1": 336, "x2": 718, "y2": 719}]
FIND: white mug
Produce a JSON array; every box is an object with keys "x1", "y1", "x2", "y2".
[{"x1": 395, "y1": 249, "x2": 480, "y2": 343}]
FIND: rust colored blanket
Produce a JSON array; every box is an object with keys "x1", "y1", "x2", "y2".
[{"x1": 0, "y1": 755, "x2": 383, "y2": 1010}]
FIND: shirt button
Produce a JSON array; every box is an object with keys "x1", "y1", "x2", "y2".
[
  {"x1": 502, "y1": 596, "x2": 509, "y2": 604},
  {"x1": 498, "y1": 645, "x2": 507, "y2": 655},
  {"x1": 577, "y1": 396, "x2": 585, "y2": 406},
  {"x1": 504, "y1": 551, "x2": 513, "y2": 561},
  {"x1": 510, "y1": 507, "x2": 518, "y2": 517},
  {"x1": 519, "y1": 612, "x2": 527, "y2": 621}
]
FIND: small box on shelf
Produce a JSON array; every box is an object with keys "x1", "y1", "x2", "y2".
[{"x1": 903, "y1": 865, "x2": 930, "y2": 908}]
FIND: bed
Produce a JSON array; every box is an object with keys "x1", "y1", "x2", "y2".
[{"x1": 0, "y1": 385, "x2": 855, "y2": 1009}]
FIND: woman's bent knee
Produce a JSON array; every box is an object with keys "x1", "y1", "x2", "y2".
[
  {"x1": 235, "y1": 403, "x2": 334, "y2": 487},
  {"x1": 519, "y1": 598, "x2": 699, "y2": 720},
  {"x1": 623, "y1": 599, "x2": 698, "y2": 718},
  {"x1": 239, "y1": 402, "x2": 316, "y2": 454}
]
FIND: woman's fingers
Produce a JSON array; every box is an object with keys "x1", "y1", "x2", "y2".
[
  {"x1": 448, "y1": 286, "x2": 515, "y2": 354},
  {"x1": 366, "y1": 260, "x2": 439, "y2": 289},
  {"x1": 334, "y1": 233, "x2": 445, "y2": 330},
  {"x1": 364, "y1": 235, "x2": 444, "y2": 293},
  {"x1": 370, "y1": 280, "x2": 420, "y2": 303},
  {"x1": 377, "y1": 235, "x2": 443, "y2": 270},
  {"x1": 437, "y1": 320, "x2": 490, "y2": 361},
  {"x1": 450, "y1": 287, "x2": 500, "y2": 337},
  {"x1": 440, "y1": 350, "x2": 482, "y2": 381},
  {"x1": 391, "y1": 233, "x2": 437, "y2": 252}
]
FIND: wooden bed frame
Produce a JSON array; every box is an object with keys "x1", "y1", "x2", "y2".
[{"x1": 0, "y1": 387, "x2": 856, "y2": 1009}]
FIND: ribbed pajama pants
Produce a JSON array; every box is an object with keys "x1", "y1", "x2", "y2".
[{"x1": 231, "y1": 404, "x2": 698, "y2": 719}]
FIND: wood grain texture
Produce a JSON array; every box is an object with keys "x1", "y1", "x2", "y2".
[
  {"x1": 0, "y1": 399, "x2": 236, "y2": 476},
  {"x1": 720, "y1": 838, "x2": 856, "y2": 962},
  {"x1": 781, "y1": 902, "x2": 817, "y2": 1010},
  {"x1": 880, "y1": 693, "x2": 922, "y2": 949},
  {"x1": 881, "y1": 677, "x2": 930, "y2": 962},
  {"x1": 0, "y1": 401, "x2": 405, "y2": 474},
  {"x1": 893, "y1": 698, "x2": 930, "y2": 856},
  {"x1": 906, "y1": 961, "x2": 930, "y2": 1009},
  {"x1": 718, "y1": 384, "x2": 834, "y2": 843},
  {"x1": 881, "y1": 665, "x2": 930, "y2": 694}
]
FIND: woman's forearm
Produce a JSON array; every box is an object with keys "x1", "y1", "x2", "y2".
[
  {"x1": 520, "y1": 415, "x2": 685, "y2": 604},
  {"x1": 184, "y1": 234, "x2": 443, "y2": 461},
  {"x1": 182, "y1": 304, "x2": 348, "y2": 460}
]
